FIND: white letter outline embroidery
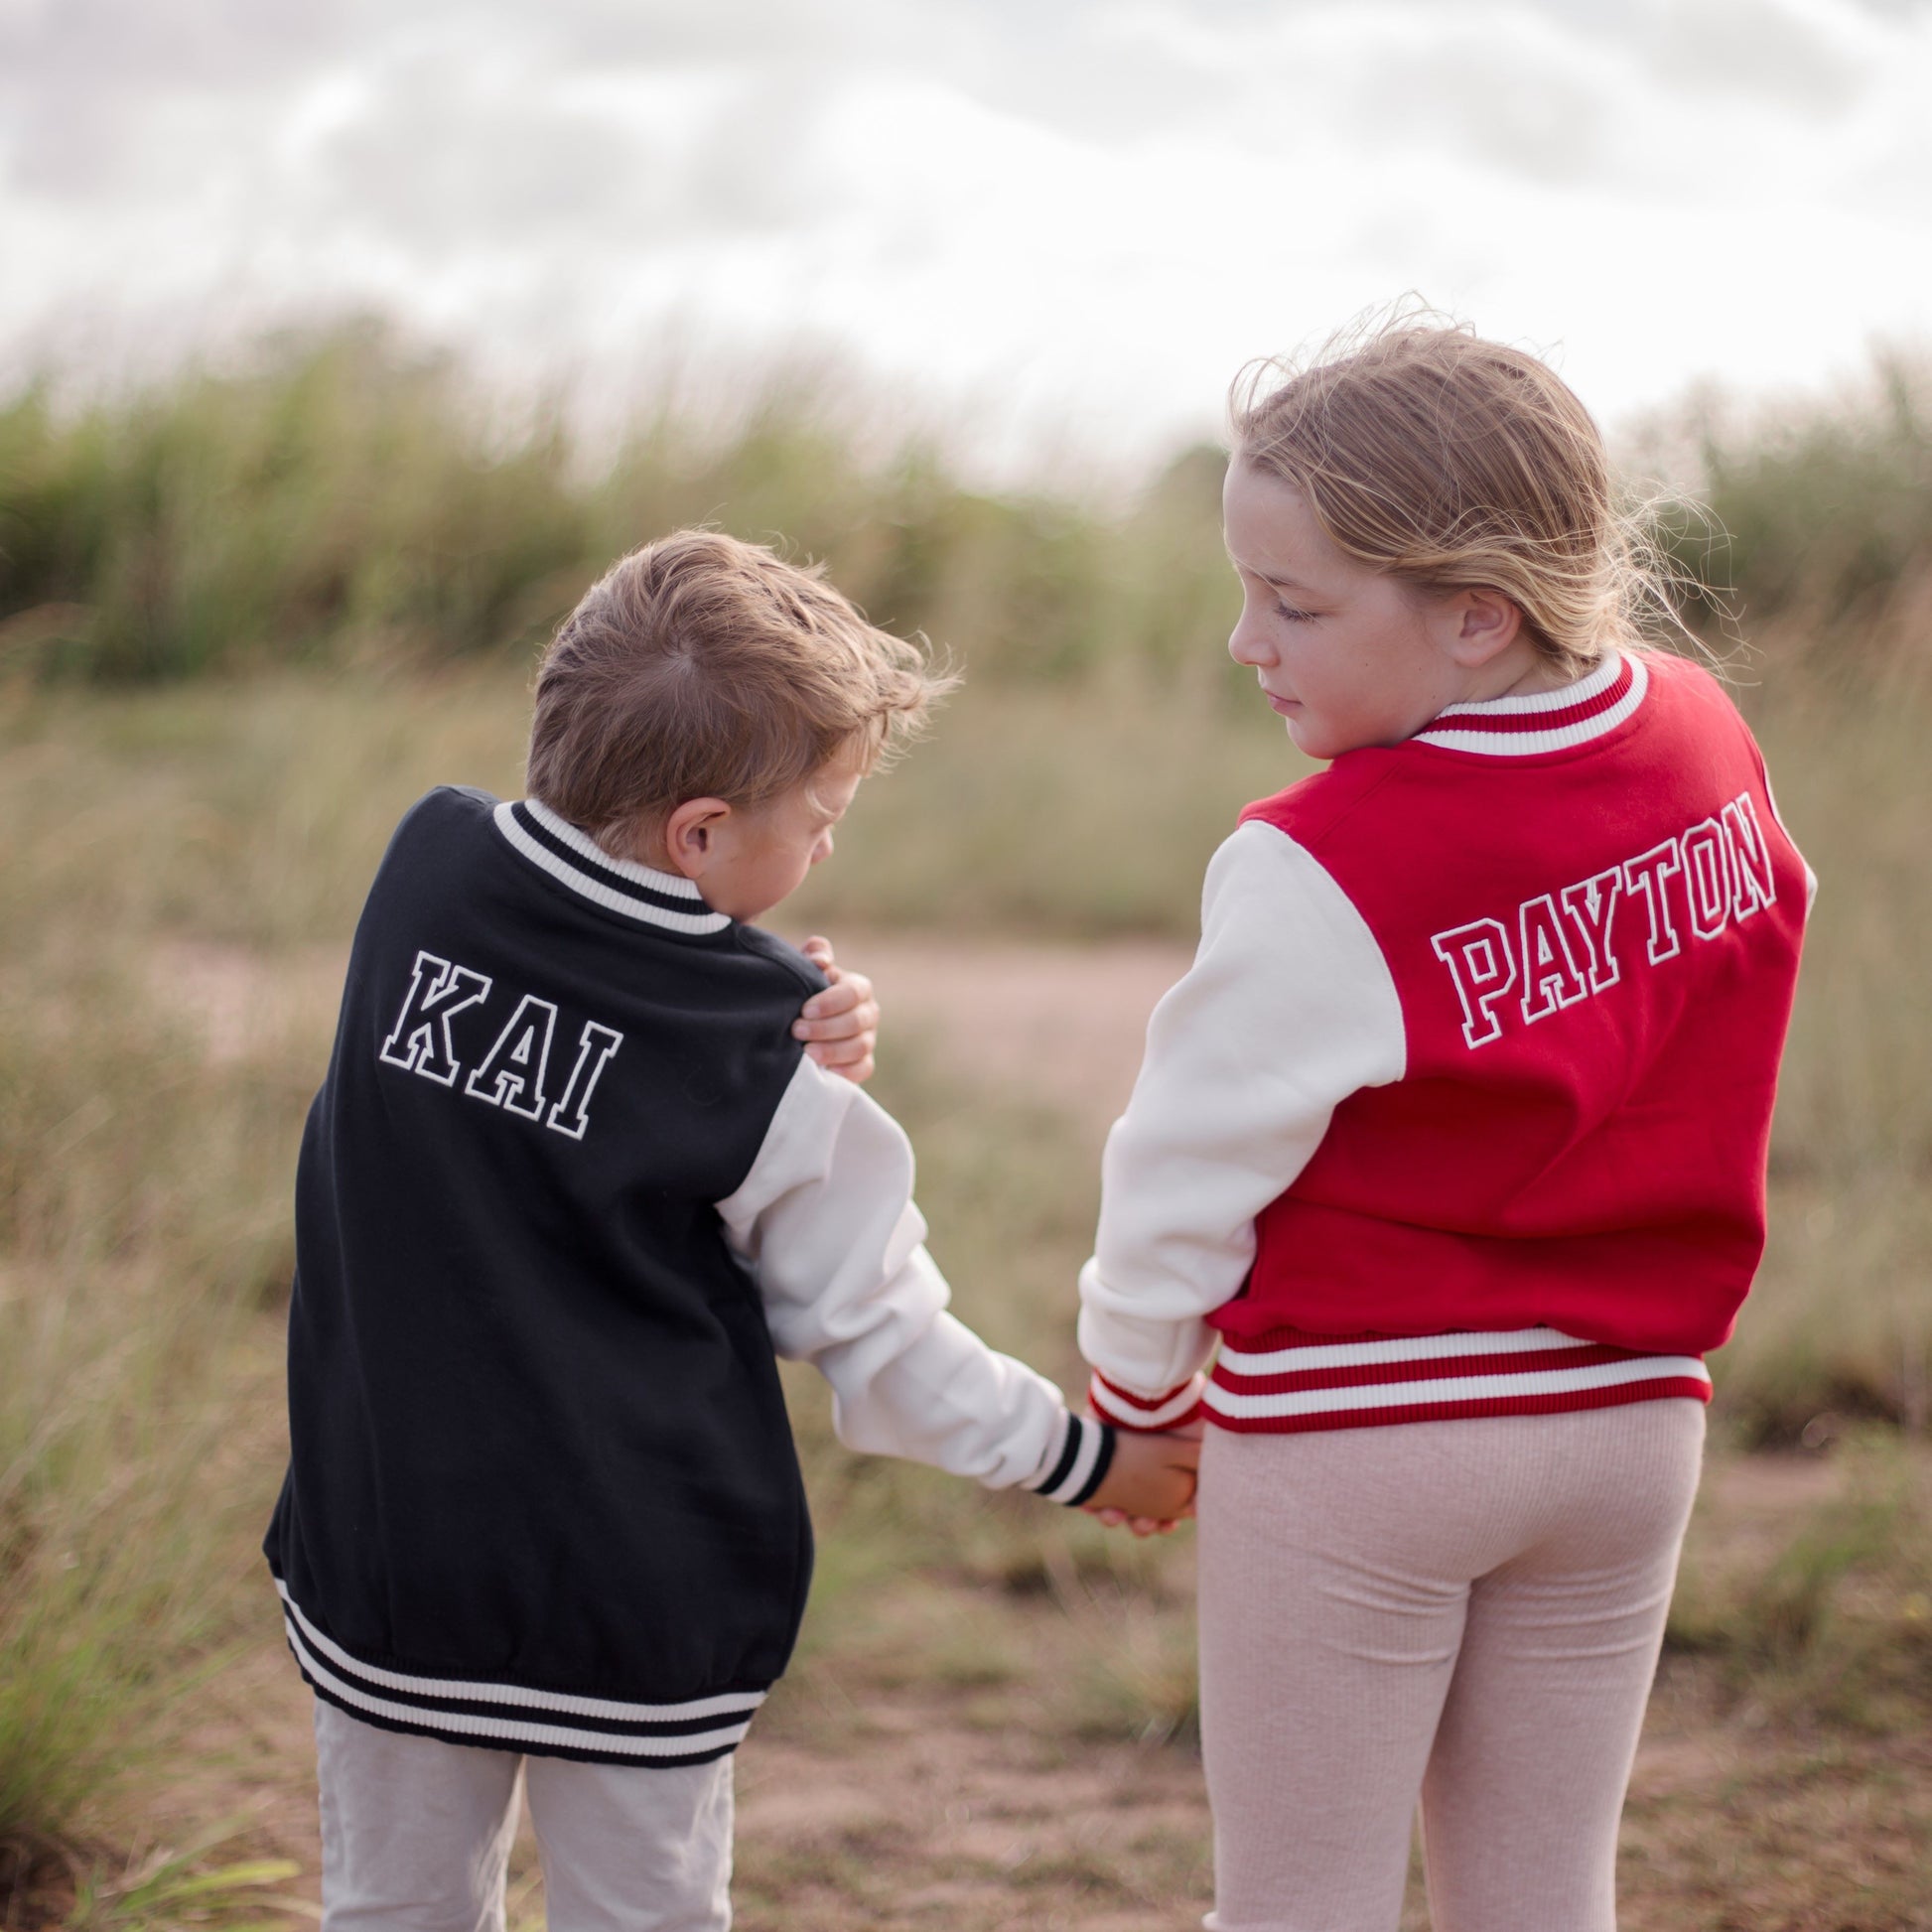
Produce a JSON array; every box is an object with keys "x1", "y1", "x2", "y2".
[
  {"x1": 465, "y1": 994, "x2": 560, "y2": 1121},
  {"x1": 378, "y1": 951, "x2": 493, "y2": 1086},
  {"x1": 546, "y1": 1023, "x2": 624, "y2": 1141},
  {"x1": 1432, "y1": 917, "x2": 1520, "y2": 1049}
]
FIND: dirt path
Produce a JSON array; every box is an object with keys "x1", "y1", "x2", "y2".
[{"x1": 822, "y1": 931, "x2": 1191, "y2": 1128}]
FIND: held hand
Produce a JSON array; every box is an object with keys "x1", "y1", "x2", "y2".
[
  {"x1": 793, "y1": 936, "x2": 880, "y2": 1084},
  {"x1": 1082, "y1": 1424, "x2": 1201, "y2": 1537}
]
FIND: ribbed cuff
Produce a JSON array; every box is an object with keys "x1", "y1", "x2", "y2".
[
  {"x1": 1025, "y1": 1412, "x2": 1117, "y2": 1507},
  {"x1": 1087, "y1": 1371, "x2": 1205, "y2": 1433}
]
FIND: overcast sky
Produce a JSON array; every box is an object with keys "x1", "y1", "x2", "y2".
[{"x1": 3, "y1": 0, "x2": 1929, "y2": 474}]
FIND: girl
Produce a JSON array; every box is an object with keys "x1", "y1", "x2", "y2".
[{"x1": 1078, "y1": 322, "x2": 1813, "y2": 1931}]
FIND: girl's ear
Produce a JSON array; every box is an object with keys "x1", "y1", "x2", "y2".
[
  {"x1": 1440, "y1": 588, "x2": 1523, "y2": 669},
  {"x1": 660, "y1": 797, "x2": 733, "y2": 882}
]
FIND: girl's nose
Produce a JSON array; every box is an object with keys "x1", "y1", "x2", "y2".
[{"x1": 1228, "y1": 609, "x2": 1275, "y2": 669}]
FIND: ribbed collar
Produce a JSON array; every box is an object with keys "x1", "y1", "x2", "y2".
[
  {"x1": 1412, "y1": 650, "x2": 1647, "y2": 758},
  {"x1": 492, "y1": 799, "x2": 732, "y2": 935}
]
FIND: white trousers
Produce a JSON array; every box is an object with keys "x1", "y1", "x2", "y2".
[
  {"x1": 1196, "y1": 1400, "x2": 1706, "y2": 1932},
  {"x1": 313, "y1": 1701, "x2": 735, "y2": 1932}
]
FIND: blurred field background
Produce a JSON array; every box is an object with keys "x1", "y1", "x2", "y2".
[{"x1": 2, "y1": 325, "x2": 1930, "y2": 1929}]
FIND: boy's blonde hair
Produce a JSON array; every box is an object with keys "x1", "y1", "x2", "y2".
[
  {"x1": 527, "y1": 531, "x2": 954, "y2": 853},
  {"x1": 1232, "y1": 318, "x2": 1660, "y2": 680}
]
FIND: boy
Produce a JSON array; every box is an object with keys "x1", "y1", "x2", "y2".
[{"x1": 263, "y1": 530, "x2": 1195, "y2": 1932}]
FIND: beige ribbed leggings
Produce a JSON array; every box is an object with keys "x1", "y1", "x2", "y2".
[{"x1": 1196, "y1": 1400, "x2": 1705, "y2": 1932}]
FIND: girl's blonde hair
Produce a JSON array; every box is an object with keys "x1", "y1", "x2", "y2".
[{"x1": 1231, "y1": 315, "x2": 1666, "y2": 680}]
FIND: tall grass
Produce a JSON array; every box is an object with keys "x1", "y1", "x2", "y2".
[
  {"x1": 0, "y1": 323, "x2": 1233, "y2": 690},
  {"x1": 1645, "y1": 351, "x2": 1932, "y2": 680},
  {"x1": 1713, "y1": 679, "x2": 1932, "y2": 1443},
  {"x1": 1671, "y1": 1433, "x2": 1932, "y2": 1729},
  {"x1": 5, "y1": 324, "x2": 1929, "y2": 698},
  {"x1": 0, "y1": 679, "x2": 345, "y2": 1844},
  {"x1": 0, "y1": 932, "x2": 303, "y2": 1839}
]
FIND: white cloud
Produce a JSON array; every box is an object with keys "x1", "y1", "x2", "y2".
[
  {"x1": 1630, "y1": 0, "x2": 1881, "y2": 112},
  {"x1": 0, "y1": 0, "x2": 1927, "y2": 473}
]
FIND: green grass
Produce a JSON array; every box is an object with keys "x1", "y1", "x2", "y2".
[
  {"x1": 0, "y1": 696, "x2": 328, "y2": 1842},
  {"x1": 1642, "y1": 349, "x2": 1932, "y2": 678},
  {"x1": 0, "y1": 945, "x2": 294, "y2": 1839},
  {"x1": 1712, "y1": 680, "x2": 1932, "y2": 1443},
  {"x1": 0, "y1": 323, "x2": 1233, "y2": 690},
  {"x1": 8, "y1": 322, "x2": 1928, "y2": 703},
  {"x1": 62, "y1": 1829, "x2": 304, "y2": 1932},
  {"x1": 1670, "y1": 1436, "x2": 1932, "y2": 1729}
]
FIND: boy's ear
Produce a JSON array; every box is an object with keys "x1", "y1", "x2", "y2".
[{"x1": 659, "y1": 797, "x2": 733, "y2": 881}]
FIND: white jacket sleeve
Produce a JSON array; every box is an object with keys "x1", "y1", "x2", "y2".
[
  {"x1": 717, "y1": 1054, "x2": 1112, "y2": 1506},
  {"x1": 1078, "y1": 820, "x2": 1406, "y2": 1424}
]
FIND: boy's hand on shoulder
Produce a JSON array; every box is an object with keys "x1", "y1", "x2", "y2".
[
  {"x1": 1083, "y1": 1423, "x2": 1202, "y2": 1537},
  {"x1": 794, "y1": 935, "x2": 879, "y2": 1084}
]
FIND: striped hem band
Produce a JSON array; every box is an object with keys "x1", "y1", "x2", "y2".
[
  {"x1": 1087, "y1": 1371, "x2": 1206, "y2": 1433},
  {"x1": 1205, "y1": 1325, "x2": 1711, "y2": 1434},
  {"x1": 1027, "y1": 1411, "x2": 1116, "y2": 1506},
  {"x1": 277, "y1": 1583, "x2": 763, "y2": 1765}
]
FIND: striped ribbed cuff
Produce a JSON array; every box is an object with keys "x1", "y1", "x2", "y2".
[
  {"x1": 1087, "y1": 1371, "x2": 1205, "y2": 1433},
  {"x1": 1026, "y1": 1412, "x2": 1117, "y2": 1507}
]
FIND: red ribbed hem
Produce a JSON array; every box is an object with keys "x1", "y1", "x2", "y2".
[
  {"x1": 1204, "y1": 1324, "x2": 1710, "y2": 1434},
  {"x1": 1088, "y1": 1371, "x2": 1204, "y2": 1433},
  {"x1": 1215, "y1": 1337, "x2": 1667, "y2": 1396},
  {"x1": 1204, "y1": 1377, "x2": 1711, "y2": 1434}
]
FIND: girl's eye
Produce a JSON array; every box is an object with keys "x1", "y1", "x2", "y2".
[{"x1": 1275, "y1": 600, "x2": 1313, "y2": 623}]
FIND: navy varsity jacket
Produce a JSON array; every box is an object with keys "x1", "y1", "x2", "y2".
[{"x1": 263, "y1": 787, "x2": 1112, "y2": 1766}]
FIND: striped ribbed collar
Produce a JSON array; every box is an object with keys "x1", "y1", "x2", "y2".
[
  {"x1": 1412, "y1": 650, "x2": 1647, "y2": 757},
  {"x1": 492, "y1": 799, "x2": 732, "y2": 935}
]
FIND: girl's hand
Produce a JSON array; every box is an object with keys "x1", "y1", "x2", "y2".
[{"x1": 793, "y1": 936, "x2": 880, "y2": 1084}]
